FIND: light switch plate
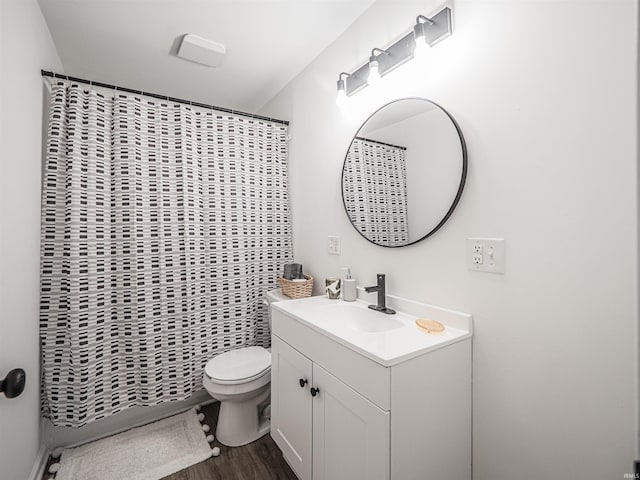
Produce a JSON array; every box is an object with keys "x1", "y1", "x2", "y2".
[
  {"x1": 327, "y1": 236, "x2": 341, "y2": 255},
  {"x1": 467, "y1": 238, "x2": 505, "y2": 274}
]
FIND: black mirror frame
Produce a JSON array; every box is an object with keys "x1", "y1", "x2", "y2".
[{"x1": 341, "y1": 97, "x2": 468, "y2": 248}]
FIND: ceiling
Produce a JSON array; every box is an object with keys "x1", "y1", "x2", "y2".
[{"x1": 38, "y1": 0, "x2": 375, "y2": 113}]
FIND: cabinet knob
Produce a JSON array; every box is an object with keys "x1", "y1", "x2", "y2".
[
  {"x1": 310, "y1": 387, "x2": 320, "y2": 397},
  {"x1": 299, "y1": 378, "x2": 308, "y2": 388}
]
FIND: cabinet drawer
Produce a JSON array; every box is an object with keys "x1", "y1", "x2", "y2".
[{"x1": 273, "y1": 309, "x2": 390, "y2": 410}]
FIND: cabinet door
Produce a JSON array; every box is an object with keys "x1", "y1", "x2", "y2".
[
  {"x1": 312, "y1": 363, "x2": 390, "y2": 480},
  {"x1": 271, "y1": 335, "x2": 313, "y2": 480}
]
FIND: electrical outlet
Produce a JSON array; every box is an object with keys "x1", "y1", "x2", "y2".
[
  {"x1": 327, "y1": 236, "x2": 341, "y2": 255},
  {"x1": 467, "y1": 238, "x2": 505, "y2": 274}
]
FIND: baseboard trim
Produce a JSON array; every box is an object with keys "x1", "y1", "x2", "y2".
[{"x1": 27, "y1": 443, "x2": 49, "y2": 480}]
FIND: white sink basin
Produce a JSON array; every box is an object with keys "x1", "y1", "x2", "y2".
[
  {"x1": 324, "y1": 303, "x2": 404, "y2": 333},
  {"x1": 271, "y1": 295, "x2": 472, "y2": 366}
]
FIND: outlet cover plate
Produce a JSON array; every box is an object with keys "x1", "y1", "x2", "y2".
[{"x1": 467, "y1": 238, "x2": 505, "y2": 274}]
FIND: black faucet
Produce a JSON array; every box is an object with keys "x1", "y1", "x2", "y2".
[{"x1": 364, "y1": 274, "x2": 396, "y2": 315}]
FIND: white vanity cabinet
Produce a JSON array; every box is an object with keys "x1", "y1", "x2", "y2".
[
  {"x1": 271, "y1": 335, "x2": 389, "y2": 480},
  {"x1": 270, "y1": 298, "x2": 472, "y2": 480}
]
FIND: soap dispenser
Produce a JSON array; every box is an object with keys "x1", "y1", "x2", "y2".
[{"x1": 342, "y1": 267, "x2": 357, "y2": 302}]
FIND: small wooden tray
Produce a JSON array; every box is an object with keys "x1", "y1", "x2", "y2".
[{"x1": 416, "y1": 318, "x2": 445, "y2": 335}]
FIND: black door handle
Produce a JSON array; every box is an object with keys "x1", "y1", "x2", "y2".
[
  {"x1": 1, "y1": 368, "x2": 26, "y2": 399},
  {"x1": 310, "y1": 387, "x2": 320, "y2": 397},
  {"x1": 299, "y1": 378, "x2": 308, "y2": 388}
]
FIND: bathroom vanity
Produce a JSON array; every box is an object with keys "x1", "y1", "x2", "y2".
[{"x1": 270, "y1": 295, "x2": 472, "y2": 480}]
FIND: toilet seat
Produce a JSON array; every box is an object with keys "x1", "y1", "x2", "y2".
[{"x1": 205, "y1": 346, "x2": 271, "y2": 385}]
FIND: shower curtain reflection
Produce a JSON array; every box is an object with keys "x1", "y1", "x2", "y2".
[{"x1": 342, "y1": 137, "x2": 409, "y2": 247}]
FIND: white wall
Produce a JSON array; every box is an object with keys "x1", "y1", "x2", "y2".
[
  {"x1": 0, "y1": 1, "x2": 63, "y2": 478},
  {"x1": 260, "y1": 1, "x2": 638, "y2": 478}
]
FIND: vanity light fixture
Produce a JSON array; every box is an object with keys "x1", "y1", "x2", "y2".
[{"x1": 335, "y1": 6, "x2": 453, "y2": 102}]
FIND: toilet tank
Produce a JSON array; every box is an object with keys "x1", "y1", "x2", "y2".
[{"x1": 264, "y1": 289, "x2": 290, "y2": 329}]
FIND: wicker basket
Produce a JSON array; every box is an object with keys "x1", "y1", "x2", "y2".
[{"x1": 278, "y1": 274, "x2": 313, "y2": 299}]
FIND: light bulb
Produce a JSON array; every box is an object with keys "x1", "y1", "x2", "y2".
[
  {"x1": 368, "y1": 58, "x2": 381, "y2": 86},
  {"x1": 413, "y1": 22, "x2": 429, "y2": 61},
  {"x1": 413, "y1": 38, "x2": 429, "y2": 60}
]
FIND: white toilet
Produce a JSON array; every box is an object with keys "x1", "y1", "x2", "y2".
[{"x1": 202, "y1": 289, "x2": 289, "y2": 447}]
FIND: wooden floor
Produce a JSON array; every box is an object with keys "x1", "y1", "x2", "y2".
[
  {"x1": 163, "y1": 402, "x2": 298, "y2": 480},
  {"x1": 42, "y1": 402, "x2": 298, "y2": 480}
]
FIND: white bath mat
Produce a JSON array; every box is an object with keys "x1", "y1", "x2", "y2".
[{"x1": 55, "y1": 408, "x2": 212, "y2": 480}]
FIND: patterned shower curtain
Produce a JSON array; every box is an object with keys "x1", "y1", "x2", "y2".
[
  {"x1": 40, "y1": 83, "x2": 292, "y2": 427},
  {"x1": 342, "y1": 137, "x2": 409, "y2": 246}
]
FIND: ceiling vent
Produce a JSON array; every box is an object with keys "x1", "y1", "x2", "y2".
[{"x1": 177, "y1": 34, "x2": 226, "y2": 67}]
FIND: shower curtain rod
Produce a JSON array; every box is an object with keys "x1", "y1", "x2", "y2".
[
  {"x1": 355, "y1": 136, "x2": 407, "y2": 150},
  {"x1": 41, "y1": 70, "x2": 290, "y2": 126}
]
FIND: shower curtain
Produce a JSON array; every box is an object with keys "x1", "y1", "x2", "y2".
[
  {"x1": 40, "y1": 82, "x2": 292, "y2": 427},
  {"x1": 343, "y1": 138, "x2": 409, "y2": 246}
]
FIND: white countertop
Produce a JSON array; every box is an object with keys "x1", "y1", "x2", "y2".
[{"x1": 271, "y1": 295, "x2": 472, "y2": 367}]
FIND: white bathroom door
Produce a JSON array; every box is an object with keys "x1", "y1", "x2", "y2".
[
  {"x1": 271, "y1": 335, "x2": 313, "y2": 480},
  {"x1": 312, "y1": 363, "x2": 390, "y2": 480}
]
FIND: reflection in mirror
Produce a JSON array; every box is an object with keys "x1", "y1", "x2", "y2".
[{"x1": 341, "y1": 98, "x2": 467, "y2": 247}]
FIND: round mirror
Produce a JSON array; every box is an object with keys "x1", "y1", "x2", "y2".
[{"x1": 341, "y1": 98, "x2": 467, "y2": 247}]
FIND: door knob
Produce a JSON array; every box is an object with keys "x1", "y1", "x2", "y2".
[
  {"x1": 1, "y1": 368, "x2": 26, "y2": 399},
  {"x1": 299, "y1": 378, "x2": 308, "y2": 388},
  {"x1": 310, "y1": 387, "x2": 320, "y2": 397}
]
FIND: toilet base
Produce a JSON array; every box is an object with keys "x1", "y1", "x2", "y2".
[{"x1": 215, "y1": 386, "x2": 271, "y2": 447}]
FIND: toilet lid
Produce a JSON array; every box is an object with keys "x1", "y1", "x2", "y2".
[{"x1": 205, "y1": 346, "x2": 271, "y2": 384}]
